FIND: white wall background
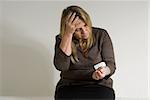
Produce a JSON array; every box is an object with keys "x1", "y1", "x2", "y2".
[
  {"x1": 0, "y1": 0, "x2": 149, "y2": 99},
  {"x1": 148, "y1": 1, "x2": 150, "y2": 98},
  {"x1": 0, "y1": 0, "x2": 2, "y2": 96}
]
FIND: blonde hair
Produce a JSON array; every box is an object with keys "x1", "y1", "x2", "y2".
[{"x1": 60, "y1": 5, "x2": 95, "y2": 63}]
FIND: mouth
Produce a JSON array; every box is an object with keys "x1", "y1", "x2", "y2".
[{"x1": 81, "y1": 33, "x2": 88, "y2": 38}]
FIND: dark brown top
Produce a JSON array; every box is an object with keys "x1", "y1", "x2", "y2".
[{"x1": 54, "y1": 27, "x2": 116, "y2": 89}]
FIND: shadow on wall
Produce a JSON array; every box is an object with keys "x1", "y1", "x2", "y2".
[{"x1": 2, "y1": 22, "x2": 55, "y2": 97}]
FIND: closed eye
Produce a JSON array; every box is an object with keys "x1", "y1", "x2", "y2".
[{"x1": 75, "y1": 28, "x2": 81, "y2": 32}]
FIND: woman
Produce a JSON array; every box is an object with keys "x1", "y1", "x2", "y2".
[{"x1": 54, "y1": 5, "x2": 116, "y2": 100}]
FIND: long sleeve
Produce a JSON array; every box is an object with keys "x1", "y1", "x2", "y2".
[
  {"x1": 101, "y1": 30, "x2": 116, "y2": 78},
  {"x1": 54, "y1": 28, "x2": 116, "y2": 89},
  {"x1": 61, "y1": 66, "x2": 95, "y2": 81},
  {"x1": 53, "y1": 35, "x2": 71, "y2": 71},
  {"x1": 61, "y1": 65, "x2": 95, "y2": 81},
  {"x1": 53, "y1": 35, "x2": 95, "y2": 80}
]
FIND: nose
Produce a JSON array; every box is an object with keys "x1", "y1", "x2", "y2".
[{"x1": 81, "y1": 27, "x2": 86, "y2": 34}]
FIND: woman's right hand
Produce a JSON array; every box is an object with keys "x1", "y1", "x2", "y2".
[{"x1": 65, "y1": 12, "x2": 79, "y2": 35}]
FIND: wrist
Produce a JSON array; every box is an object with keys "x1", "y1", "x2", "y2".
[{"x1": 64, "y1": 32, "x2": 74, "y2": 37}]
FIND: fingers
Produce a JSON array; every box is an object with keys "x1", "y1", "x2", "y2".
[
  {"x1": 96, "y1": 71, "x2": 102, "y2": 78},
  {"x1": 67, "y1": 12, "x2": 80, "y2": 26},
  {"x1": 66, "y1": 12, "x2": 73, "y2": 22},
  {"x1": 93, "y1": 71, "x2": 99, "y2": 80},
  {"x1": 68, "y1": 12, "x2": 76, "y2": 24},
  {"x1": 64, "y1": 12, "x2": 82, "y2": 35},
  {"x1": 72, "y1": 16, "x2": 79, "y2": 25},
  {"x1": 92, "y1": 70, "x2": 105, "y2": 80},
  {"x1": 95, "y1": 70, "x2": 105, "y2": 80},
  {"x1": 97, "y1": 67, "x2": 105, "y2": 73}
]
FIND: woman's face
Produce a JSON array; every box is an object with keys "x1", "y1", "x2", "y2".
[{"x1": 74, "y1": 19, "x2": 90, "y2": 40}]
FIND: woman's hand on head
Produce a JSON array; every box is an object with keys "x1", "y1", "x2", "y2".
[{"x1": 65, "y1": 12, "x2": 79, "y2": 35}]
